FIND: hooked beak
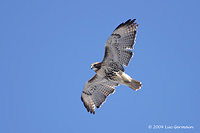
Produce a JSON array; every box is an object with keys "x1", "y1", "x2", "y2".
[{"x1": 91, "y1": 65, "x2": 93, "y2": 69}]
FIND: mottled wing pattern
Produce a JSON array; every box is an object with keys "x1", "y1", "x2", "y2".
[
  {"x1": 103, "y1": 19, "x2": 138, "y2": 67},
  {"x1": 81, "y1": 74, "x2": 118, "y2": 114}
]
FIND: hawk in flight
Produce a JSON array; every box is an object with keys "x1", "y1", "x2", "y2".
[{"x1": 81, "y1": 19, "x2": 142, "y2": 114}]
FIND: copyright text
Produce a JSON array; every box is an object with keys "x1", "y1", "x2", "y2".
[{"x1": 148, "y1": 125, "x2": 194, "y2": 130}]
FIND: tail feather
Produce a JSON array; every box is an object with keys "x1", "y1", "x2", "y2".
[{"x1": 128, "y1": 79, "x2": 142, "y2": 91}]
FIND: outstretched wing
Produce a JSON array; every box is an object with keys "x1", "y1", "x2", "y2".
[
  {"x1": 81, "y1": 74, "x2": 118, "y2": 114},
  {"x1": 102, "y1": 19, "x2": 138, "y2": 67}
]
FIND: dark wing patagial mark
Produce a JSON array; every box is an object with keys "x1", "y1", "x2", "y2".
[{"x1": 102, "y1": 46, "x2": 109, "y2": 62}]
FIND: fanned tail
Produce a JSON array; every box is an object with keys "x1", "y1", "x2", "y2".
[{"x1": 128, "y1": 79, "x2": 142, "y2": 91}]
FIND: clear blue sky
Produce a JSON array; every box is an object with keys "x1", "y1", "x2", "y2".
[{"x1": 0, "y1": 0, "x2": 200, "y2": 133}]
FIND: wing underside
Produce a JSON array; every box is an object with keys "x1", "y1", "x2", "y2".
[
  {"x1": 103, "y1": 19, "x2": 138, "y2": 67},
  {"x1": 81, "y1": 75, "x2": 118, "y2": 114}
]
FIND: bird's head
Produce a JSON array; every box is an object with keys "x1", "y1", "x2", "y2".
[{"x1": 91, "y1": 62, "x2": 101, "y2": 72}]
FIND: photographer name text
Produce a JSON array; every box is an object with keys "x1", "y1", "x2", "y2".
[{"x1": 148, "y1": 125, "x2": 194, "y2": 130}]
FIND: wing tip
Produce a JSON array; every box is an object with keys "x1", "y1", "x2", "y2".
[
  {"x1": 115, "y1": 19, "x2": 138, "y2": 30},
  {"x1": 81, "y1": 94, "x2": 96, "y2": 114},
  {"x1": 89, "y1": 110, "x2": 95, "y2": 114}
]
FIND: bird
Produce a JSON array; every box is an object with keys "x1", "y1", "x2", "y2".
[{"x1": 81, "y1": 19, "x2": 142, "y2": 114}]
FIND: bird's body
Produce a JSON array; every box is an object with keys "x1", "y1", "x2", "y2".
[
  {"x1": 92, "y1": 62, "x2": 141, "y2": 90},
  {"x1": 81, "y1": 19, "x2": 142, "y2": 114}
]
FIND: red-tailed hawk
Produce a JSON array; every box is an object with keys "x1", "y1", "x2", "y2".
[{"x1": 81, "y1": 19, "x2": 142, "y2": 114}]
